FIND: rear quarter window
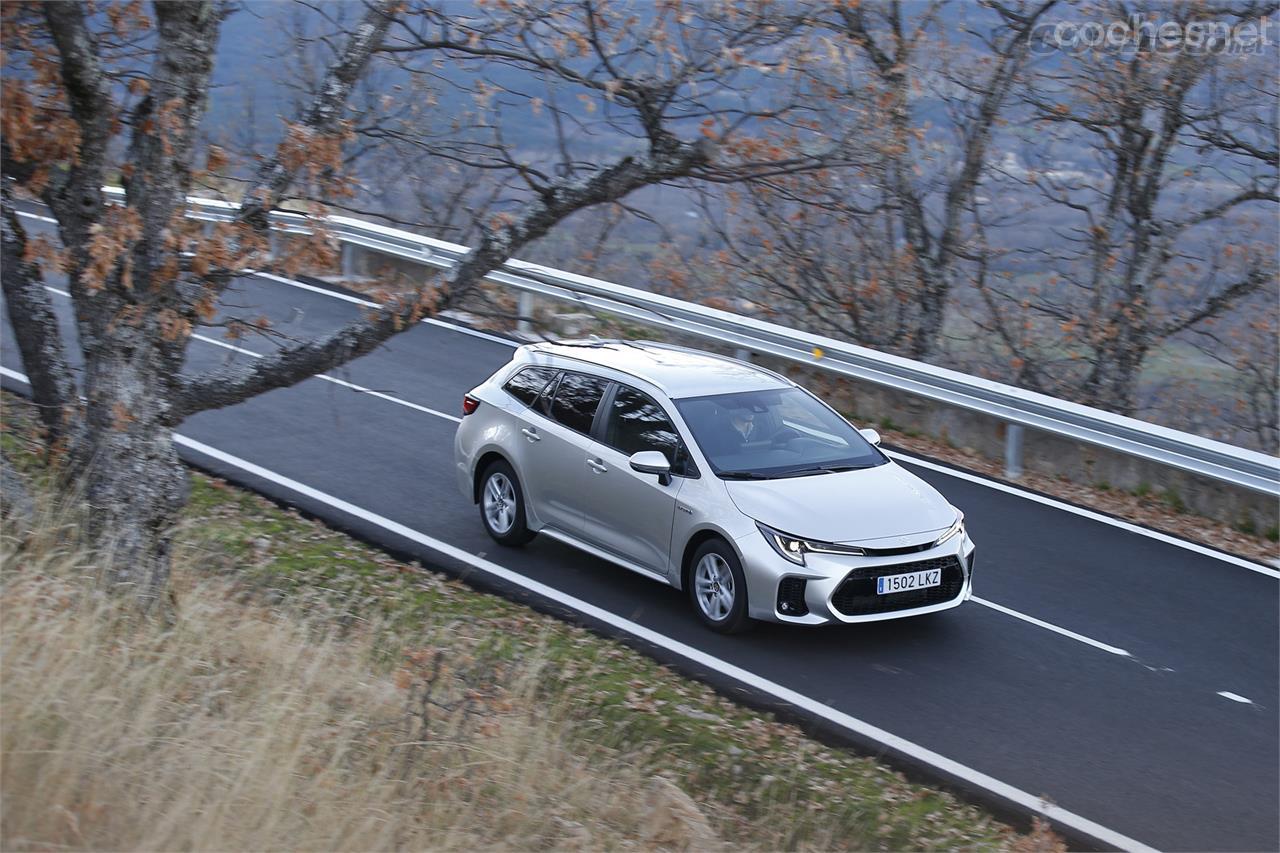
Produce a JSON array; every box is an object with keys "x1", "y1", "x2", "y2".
[{"x1": 503, "y1": 367, "x2": 559, "y2": 408}]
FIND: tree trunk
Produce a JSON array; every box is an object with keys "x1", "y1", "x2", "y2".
[
  {"x1": 910, "y1": 277, "x2": 948, "y2": 361},
  {"x1": 72, "y1": 332, "x2": 188, "y2": 605},
  {"x1": 1082, "y1": 332, "x2": 1147, "y2": 417}
]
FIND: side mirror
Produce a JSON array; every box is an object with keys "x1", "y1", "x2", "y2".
[
  {"x1": 629, "y1": 450, "x2": 672, "y2": 486},
  {"x1": 859, "y1": 427, "x2": 882, "y2": 446}
]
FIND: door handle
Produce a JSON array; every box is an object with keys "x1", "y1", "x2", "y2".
[
  {"x1": 521, "y1": 428, "x2": 541, "y2": 442},
  {"x1": 586, "y1": 458, "x2": 608, "y2": 473}
]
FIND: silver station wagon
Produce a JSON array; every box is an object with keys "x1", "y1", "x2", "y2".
[{"x1": 454, "y1": 340, "x2": 975, "y2": 633}]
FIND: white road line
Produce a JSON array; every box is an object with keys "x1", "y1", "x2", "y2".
[
  {"x1": 15, "y1": 210, "x2": 58, "y2": 224},
  {"x1": 250, "y1": 271, "x2": 377, "y2": 307},
  {"x1": 885, "y1": 451, "x2": 1280, "y2": 580},
  {"x1": 972, "y1": 597, "x2": 1130, "y2": 657},
  {"x1": 248, "y1": 271, "x2": 520, "y2": 347},
  {"x1": 188, "y1": 332, "x2": 462, "y2": 424},
  {"x1": 168, "y1": 429, "x2": 1158, "y2": 853},
  {"x1": 36, "y1": 285, "x2": 462, "y2": 424},
  {"x1": 423, "y1": 316, "x2": 519, "y2": 347},
  {"x1": 314, "y1": 373, "x2": 461, "y2": 422},
  {"x1": 1217, "y1": 691, "x2": 1254, "y2": 704}
]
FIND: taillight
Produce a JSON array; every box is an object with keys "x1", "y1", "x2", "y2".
[{"x1": 462, "y1": 394, "x2": 480, "y2": 416}]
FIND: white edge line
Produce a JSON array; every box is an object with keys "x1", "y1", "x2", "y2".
[
  {"x1": 885, "y1": 450, "x2": 1280, "y2": 579},
  {"x1": 1216, "y1": 691, "x2": 1253, "y2": 704},
  {"x1": 972, "y1": 597, "x2": 1130, "y2": 657},
  {"x1": 166, "y1": 426, "x2": 1155, "y2": 853}
]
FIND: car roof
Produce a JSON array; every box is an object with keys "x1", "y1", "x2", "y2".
[{"x1": 519, "y1": 339, "x2": 792, "y2": 399}]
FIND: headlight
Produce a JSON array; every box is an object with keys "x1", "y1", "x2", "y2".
[
  {"x1": 933, "y1": 513, "x2": 965, "y2": 547},
  {"x1": 756, "y1": 522, "x2": 865, "y2": 566}
]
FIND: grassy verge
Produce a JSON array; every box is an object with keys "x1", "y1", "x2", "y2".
[{"x1": 1, "y1": 394, "x2": 1057, "y2": 851}]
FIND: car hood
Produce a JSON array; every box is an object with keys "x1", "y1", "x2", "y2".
[{"x1": 725, "y1": 461, "x2": 956, "y2": 545}]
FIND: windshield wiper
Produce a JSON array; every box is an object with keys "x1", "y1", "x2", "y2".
[
  {"x1": 716, "y1": 470, "x2": 776, "y2": 480},
  {"x1": 775, "y1": 464, "x2": 872, "y2": 478}
]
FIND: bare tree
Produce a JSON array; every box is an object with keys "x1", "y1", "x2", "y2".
[
  {"x1": 1183, "y1": 296, "x2": 1279, "y2": 452},
  {"x1": 2, "y1": 0, "x2": 841, "y2": 603},
  {"x1": 2, "y1": 0, "x2": 395, "y2": 601},
  {"x1": 771, "y1": 0, "x2": 1056, "y2": 359},
  {"x1": 975, "y1": 0, "x2": 1279, "y2": 417}
]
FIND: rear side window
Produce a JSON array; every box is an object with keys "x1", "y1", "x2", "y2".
[
  {"x1": 604, "y1": 385, "x2": 690, "y2": 474},
  {"x1": 548, "y1": 372, "x2": 610, "y2": 434},
  {"x1": 503, "y1": 367, "x2": 559, "y2": 408}
]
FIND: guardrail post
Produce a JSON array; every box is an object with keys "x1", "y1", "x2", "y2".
[
  {"x1": 517, "y1": 291, "x2": 534, "y2": 335},
  {"x1": 341, "y1": 243, "x2": 359, "y2": 278},
  {"x1": 1005, "y1": 423, "x2": 1025, "y2": 479}
]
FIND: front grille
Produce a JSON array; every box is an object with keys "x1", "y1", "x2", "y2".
[
  {"x1": 831, "y1": 555, "x2": 965, "y2": 617},
  {"x1": 860, "y1": 540, "x2": 936, "y2": 557},
  {"x1": 776, "y1": 577, "x2": 809, "y2": 616}
]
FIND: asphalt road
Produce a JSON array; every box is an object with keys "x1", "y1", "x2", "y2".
[{"x1": 3, "y1": 229, "x2": 1277, "y2": 851}]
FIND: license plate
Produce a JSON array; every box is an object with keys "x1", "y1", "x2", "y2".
[{"x1": 877, "y1": 569, "x2": 941, "y2": 595}]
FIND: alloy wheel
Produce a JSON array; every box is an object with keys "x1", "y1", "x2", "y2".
[
  {"x1": 694, "y1": 552, "x2": 736, "y2": 621},
  {"x1": 483, "y1": 472, "x2": 517, "y2": 535}
]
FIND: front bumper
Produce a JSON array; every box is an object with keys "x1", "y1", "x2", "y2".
[{"x1": 735, "y1": 527, "x2": 976, "y2": 625}]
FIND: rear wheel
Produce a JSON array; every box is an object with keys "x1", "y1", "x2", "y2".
[
  {"x1": 479, "y1": 460, "x2": 534, "y2": 546},
  {"x1": 689, "y1": 539, "x2": 752, "y2": 634}
]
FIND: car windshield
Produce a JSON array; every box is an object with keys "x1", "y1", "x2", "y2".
[{"x1": 674, "y1": 387, "x2": 887, "y2": 479}]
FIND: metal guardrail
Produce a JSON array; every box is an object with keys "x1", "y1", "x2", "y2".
[{"x1": 101, "y1": 188, "x2": 1280, "y2": 498}]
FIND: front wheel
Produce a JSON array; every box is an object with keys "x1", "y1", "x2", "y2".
[
  {"x1": 688, "y1": 539, "x2": 752, "y2": 634},
  {"x1": 479, "y1": 460, "x2": 534, "y2": 546}
]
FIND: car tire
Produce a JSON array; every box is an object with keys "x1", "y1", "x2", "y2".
[
  {"x1": 478, "y1": 460, "x2": 535, "y2": 546},
  {"x1": 688, "y1": 539, "x2": 752, "y2": 634}
]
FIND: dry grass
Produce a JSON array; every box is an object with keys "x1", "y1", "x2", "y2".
[
  {"x1": 1, "y1": 394, "x2": 1038, "y2": 851},
  {"x1": 0, "y1": 529, "x2": 718, "y2": 851}
]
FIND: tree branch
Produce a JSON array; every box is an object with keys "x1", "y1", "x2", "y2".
[
  {"x1": 237, "y1": 0, "x2": 397, "y2": 230},
  {"x1": 174, "y1": 136, "x2": 713, "y2": 420},
  {"x1": 41, "y1": 1, "x2": 114, "y2": 226},
  {"x1": 1157, "y1": 264, "x2": 1275, "y2": 339}
]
